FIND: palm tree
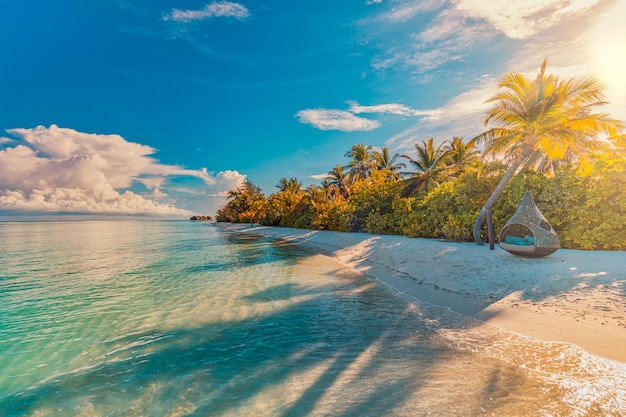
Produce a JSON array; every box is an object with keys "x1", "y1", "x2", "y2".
[
  {"x1": 400, "y1": 137, "x2": 451, "y2": 195},
  {"x1": 303, "y1": 184, "x2": 327, "y2": 208},
  {"x1": 443, "y1": 136, "x2": 481, "y2": 176},
  {"x1": 472, "y1": 60, "x2": 624, "y2": 244},
  {"x1": 275, "y1": 177, "x2": 304, "y2": 212},
  {"x1": 373, "y1": 146, "x2": 405, "y2": 180},
  {"x1": 276, "y1": 177, "x2": 302, "y2": 194},
  {"x1": 325, "y1": 164, "x2": 351, "y2": 199},
  {"x1": 219, "y1": 179, "x2": 266, "y2": 223},
  {"x1": 345, "y1": 144, "x2": 376, "y2": 183},
  {"x1": 226, "y1": 179, "x2": 263, "y2": 201}
]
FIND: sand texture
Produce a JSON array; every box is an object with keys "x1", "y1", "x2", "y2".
[{"x1": 218, "y1": 224, "x2": 626, "y2": 363}]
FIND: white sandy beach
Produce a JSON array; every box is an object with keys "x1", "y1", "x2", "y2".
[{"x1": 218, "y1": 223, "x2": 626, "y2": 363}]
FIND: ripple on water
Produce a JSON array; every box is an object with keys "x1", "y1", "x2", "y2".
[{"x1": 0, "y1": 221, "x2": 625, "y2": 417}]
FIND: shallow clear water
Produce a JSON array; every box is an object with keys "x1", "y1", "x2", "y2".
[{"x1": 0, "y1": 221, "x2": 624, "y2": 417}]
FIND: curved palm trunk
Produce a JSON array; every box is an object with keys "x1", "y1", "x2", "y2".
[{"x1": 473, "y1": 158, "x2": 524, "y2": 244}]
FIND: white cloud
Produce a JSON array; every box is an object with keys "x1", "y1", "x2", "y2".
[
  {"x1": 366, "y1": 0, "x2": 603, "y2": 76},
  {"x1": 0, "y1": 125, "x2": 245, "y2": 216},
  {"x1": 366, "y1": 2, "x2": 494, "y2": 75},
  {"x1": 371, "y1": 53, "x2": 401, "y2": 73},
  {"x1": 385, "y1": 78, "x2": 498, "y2": 151},
  {"x1": 407, "y1": 8, "x2": 495, "y2": 71},
  {"x1": 377, "y1": 0, "x2": 446, "y2": 23},
  {"x1": 415, "y1": 8, "x2": 493, "y2": 45},
  {"x1": 296, "y1": 109, "x2": 381, "y2": 132},
  {"x1": 214, "y1": 170, "x2": 247, "y2": 192},
  {"x1": 309, "y1": 173, "x2": 329, "y2": 180},
  {"x1": 407, "y1": 48, "x2": 462, "y2": 72},
  {"x1": 454, "y1": 0, "x2": 602, "y2": 40},
  {"x1": 348, "y1": 101, "x2": 440, "y2": 118},
  {"x1": 8, "y1": 125, "x2": 212, "y2": 188},
  {"x1": 163, "y1": 1, "x2": 250, "y2": 22},
  {"x1": 297, "y1": 101, "x2": 442, "y2": 132}
]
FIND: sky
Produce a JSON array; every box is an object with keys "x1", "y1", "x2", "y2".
[{"x1": 1, "y1": 0, "x2": 625, "y2": 219}]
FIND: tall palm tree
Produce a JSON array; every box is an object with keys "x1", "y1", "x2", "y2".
[
  {"x1": 345, "y1": 144, "x2": 376, "y2": 183},
  {"x1": 325, "y1": 164, "x2": 351, "y2": 199},
  {"x1": 400, "y1": 137, "x2": 451, "y2": 195},
  {"x1": 443, "y1": 136, "x2": 481, "y2": 176},
  {"x1": 373, "y1": 146, "x2": 405, "y2": 180},
  {"x1": 276, "y1": 177, "x2": 302, "y2": 194},
  {"x1": 472, "y1": 60, "x2": 624, "y2": 244}
]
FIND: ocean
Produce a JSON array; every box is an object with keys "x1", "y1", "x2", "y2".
[{"x1": 0, "y1": 220, "x2": 624, "y2": 416}]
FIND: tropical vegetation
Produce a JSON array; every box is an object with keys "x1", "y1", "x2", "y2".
[
  {"x1": 216, "y1": 62, "x2": 625, "y2": 251},
  {"x1": 471, "y1": 60, "x2": 624, "y2": 244}
]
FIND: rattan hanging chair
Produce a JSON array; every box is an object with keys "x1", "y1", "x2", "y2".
[{"x1": 498, "y1": 191, "x2": 560, "y2": 257}]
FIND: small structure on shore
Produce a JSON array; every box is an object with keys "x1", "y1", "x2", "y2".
[
  {"x1": 190, "y1": 215, "x2": 213, "y2": 221},
  {"x1": 498, "y1": 191, "x2": 560, "y2": 257}
]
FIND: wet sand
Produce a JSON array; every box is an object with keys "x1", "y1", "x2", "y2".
[{"x1": 219, "y1": 224, "x2": 626, "y2": 363}]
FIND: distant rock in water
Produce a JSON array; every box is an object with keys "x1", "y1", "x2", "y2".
[{"x1": 190, "y1": 215, "x2": 213, "y2": 221}]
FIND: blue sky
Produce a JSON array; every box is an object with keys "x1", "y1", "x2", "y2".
[{"x1": 1, "y1": 0, "x2": 625, "y2": 218}]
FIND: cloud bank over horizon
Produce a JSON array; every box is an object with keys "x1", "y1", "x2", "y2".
[{"x1": 0, "y1": 125, "x2": 245, "y2": 216}]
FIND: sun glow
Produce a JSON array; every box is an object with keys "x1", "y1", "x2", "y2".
[{"x1": 590, "y1": 1, "x2": 626, "y2": 113}]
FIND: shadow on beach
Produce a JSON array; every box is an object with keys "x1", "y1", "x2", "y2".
[{"x1": 225, "y1": 225, "x2": 626, "y2": 319}]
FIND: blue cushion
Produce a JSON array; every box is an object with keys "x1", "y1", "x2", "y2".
[{"x1": 504, "y1": 235, "x2": 534, "y2": 245}]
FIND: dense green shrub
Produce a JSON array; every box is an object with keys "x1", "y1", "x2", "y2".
[
  {"x1": 216, "y1": 180, "x2": 267, "y2": 223},
  {"x1": 324, "y1": 199, "x2": 352, "y2": 232},
  {"x1": 384, "y1": 197, "x2": 422, "y2": 238},
  {"x1": 349, "y1": 171, "x2": 404, "y2": 233},
  {"x1": 412, "y1": 167, "x2": 501, "y2": 240},
  {"x1": 544, "y1": 156, "x2": 626, "y2": 250}
]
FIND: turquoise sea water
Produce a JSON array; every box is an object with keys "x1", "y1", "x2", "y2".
[{"x1": 0, "y1": 221, "x2": 625, "y2": 417}]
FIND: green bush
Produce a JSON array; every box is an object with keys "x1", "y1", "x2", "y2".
[
  {"x1": 348, "y1": 171, "x2": 403, "y2": 232},
  {"x1": 545, "y1": 156, "x2": 626, "y2": 250},
  {"x1": 412, "y1": 168, "x2": 500, "y2": 240}
]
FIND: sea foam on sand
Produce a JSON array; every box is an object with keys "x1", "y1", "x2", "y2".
[{"x1": 218, "y1": 224, "x2": 626, "y2": 363}]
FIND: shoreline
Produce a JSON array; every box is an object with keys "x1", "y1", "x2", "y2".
[{"x1": 217, "y1": 223, "x2": 626, "y2": 363}]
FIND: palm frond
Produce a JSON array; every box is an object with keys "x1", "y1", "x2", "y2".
[{"x1": 472, "y1": 59, "x2": 624, "y2": 177}]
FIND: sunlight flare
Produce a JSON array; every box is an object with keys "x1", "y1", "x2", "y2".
[{"x1": 590, "y1": 1, "x2": 626, "y2": 107}]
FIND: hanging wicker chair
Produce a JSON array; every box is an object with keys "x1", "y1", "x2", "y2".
[{"x1": 498, "y1": 191, "x2": 560, "y2": 258}]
